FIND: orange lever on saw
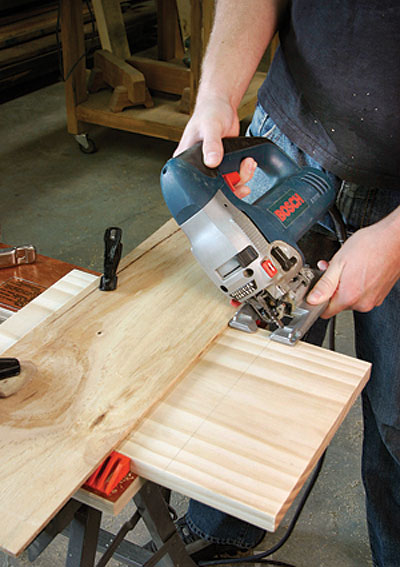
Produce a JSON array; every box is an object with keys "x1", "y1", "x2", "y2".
[
  {"x1": 222, "y1": 172, "x2": 242, "y2": 196},
  {"x1": 83, "y1": 451, "x2": 131, "y2": 496}
]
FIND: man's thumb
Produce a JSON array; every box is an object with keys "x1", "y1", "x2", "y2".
[
  {"x1": 202, "y1": 139, "x2": 224, "y2": 168},
  {"x1": 307, "y1": 267, "x2": 340, "y2": 305}
]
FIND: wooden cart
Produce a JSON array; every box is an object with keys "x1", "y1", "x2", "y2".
[{"x1": 60, "y1": 0, "x2": 267, "y2": 151}]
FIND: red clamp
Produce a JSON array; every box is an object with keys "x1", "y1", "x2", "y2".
[{"x1": 83, "y1": 451, "x2": 131, "y2": 496}]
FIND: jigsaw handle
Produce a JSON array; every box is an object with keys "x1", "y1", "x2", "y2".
[
  {"x1": 219, "y1": 137, "x2": 301, "y2": 180},
  {"x1": 173, "y1": 137, "x2": 300, "y2": 181},
  {"x1": 161, "y1": 137, "x2": 336, "y2": 247}
]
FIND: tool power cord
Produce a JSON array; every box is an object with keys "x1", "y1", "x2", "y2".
[
  {"x1": 197, "y1": 450, "x2": 326, "y2": 567},
  {"x1": 199, "y1": 213, "x2": 347, "y2": 567}
]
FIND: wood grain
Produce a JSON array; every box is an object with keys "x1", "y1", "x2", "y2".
[
  {"x1": 0, "y1": 220, "x2": 371, "y2": 555},
  {"x1": 0, "y1": 220, "x2": 233, "y2": 556},
  {"x1": 126, "y1": 55, "x2": 190, "y2": 96},
  {"x1": 122, "y1": 328, "x2": 370, "y2": 532},
  {"x1": 91, "y1": 0, "x2": 131, "y2": 59},
  {"x1": 60, "y1": 0, "x2": 87, "y2": 135}
]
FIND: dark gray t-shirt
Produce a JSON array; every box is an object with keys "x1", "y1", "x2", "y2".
[{"x1": 258, "y1": 0, "x2": 400, "y2": 188}]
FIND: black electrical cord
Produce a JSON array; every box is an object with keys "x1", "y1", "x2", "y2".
[
  {"x1": 328, "y1": 205, "x2": 348, "y2": 247},
  {"x1": 56, "y1": 0, "x2": 97, "y2": 82},
  {"x1": 198, "y1": 451, "x2": 326, "y2": 567}
]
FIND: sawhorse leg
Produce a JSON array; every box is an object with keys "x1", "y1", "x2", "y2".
[
  {"x1": 66, "y1": 505, "x2": 101, "y2": 567},
  {"x1": 133, "y1": 482, "x2": 197, "y2": 567},
  {"x1": 26, "y1": 482, "x2": 198, "y2": 567}
]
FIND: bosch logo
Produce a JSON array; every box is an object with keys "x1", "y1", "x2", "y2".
[{"x1": 274, "y1": 193, "x2": 305, "y2": 222}]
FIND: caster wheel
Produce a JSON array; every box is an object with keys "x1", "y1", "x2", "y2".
[
  {"x1": 74, "y1": 133, "x2": 97, "y2": 154},
  {"x1": 78, "y1": 137, "x2": 97, "y2": 154}
]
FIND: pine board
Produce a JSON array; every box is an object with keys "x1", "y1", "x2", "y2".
[
  {"x1": 0, "y1": 265, "x2": 370, "y2": 531},
  {"x1": 0, "y1": 219, "x2": 233, "y2": 557},
  {"x1": 121, "y1": 328, "x2": 370, "y2": 532}
]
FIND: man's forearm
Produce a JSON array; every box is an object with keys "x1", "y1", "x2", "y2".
[
  {"x1": 198, "y1": 0, "x2": 287, "y2": 109},
  {"x1": 174, "y1": 1, "x2": 288, "y2": 163},
  {"x1": 382, "y1": 203, "x2": 400, "y2": 236}
]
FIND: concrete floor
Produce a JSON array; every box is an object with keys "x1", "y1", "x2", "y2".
[{"x1": 0, "y1": 82, "x2": 372, "y2": 567}]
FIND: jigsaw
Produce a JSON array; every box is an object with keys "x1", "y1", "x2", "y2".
[{"x1": 161, "y1": 137, "x2": 344, "y2": 345}]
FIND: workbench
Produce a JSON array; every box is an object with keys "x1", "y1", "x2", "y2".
[
  {"x1": 60, "y1": 0, "x2": 267, "y2": 149},
  {"x1": 0, "y1": 224, "x2": 370, "y2": 565}
]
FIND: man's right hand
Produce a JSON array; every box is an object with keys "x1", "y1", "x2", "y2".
[
  {"x1": 174, "y1": 94, "x2": 257, "y2": 199},
  {"x1": 173, "y1": 0, "x2": 284, "y2": 167},
  {"x1": 173, "y1": 95, "x2": 240, "y2": 168}
]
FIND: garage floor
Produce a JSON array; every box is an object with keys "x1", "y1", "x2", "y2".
[{"x1": 0, "y1": 82, "x2": 372, "y2": 567}]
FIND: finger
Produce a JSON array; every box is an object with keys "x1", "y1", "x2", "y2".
[
  {"x1": 317, "y1": 260, "x2": 329, "y2": 271},
  {"x1": 233, "y1": 185, "x2": 251, "y2": 199},
  {"x1": 320, "y1": 292, "x2": 349, "y2": 319},
  {"x1": 202, "y1": 138, "x2": 224, "y2": 168},
  {"x1": 307, "y1": 262, "x2": 342, "y2": 305},
  {"x1": 231, "y1": 158, "x2": 257, "y2": 199},
  {"x1": 238, "y1": 158, "x2": 257, "y2": 184}
]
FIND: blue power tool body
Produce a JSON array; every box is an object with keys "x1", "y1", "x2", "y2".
[{"x1": 161, "y1": 137, "x2": 337, "y2": 344}]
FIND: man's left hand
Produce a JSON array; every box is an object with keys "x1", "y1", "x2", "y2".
[{"x1": 307, "y1": 206, "x2": 400, "y2": 318}]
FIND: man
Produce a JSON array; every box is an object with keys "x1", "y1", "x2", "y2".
[{"x1": 173, "y1": 2, "x2": 400, "y2": 566}]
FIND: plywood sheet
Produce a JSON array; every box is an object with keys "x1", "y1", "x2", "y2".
[
  {"x1": 0, "y1": 220, "x2": 233, "y2": 556},
  {"x1": 121, "y1": 328, "x2": 370, "y2": 532}
]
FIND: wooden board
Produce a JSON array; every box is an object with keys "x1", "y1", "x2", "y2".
[
  {"x1": 0, "y1": 219, "x2": 233, "y2": 557},
  {"x1": 0, "y1": 266, "x2": 370, "y2": 530},
  {"x1": 0, "y1": 221, "x2": 371, "y2": 556},
  {"x1": 126, "y1": 54, "x2": 190, "y2": 96},
  {"x1": 0, "y1": 268, "x2": 144, "y2": 515},
  {"x1": 0, "y1": 269, "x2": 97, "y2": 354},
  {"x1": 74, "y1": 473, "x2": 145, "y2": 516},
  {"x1": 92, "y1": 0, "x2": 131, "y2": 59},
  {"x1": 121, "y1": 329, "x2": 370, "y2": 532}
]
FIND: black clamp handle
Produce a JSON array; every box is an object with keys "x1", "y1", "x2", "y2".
[
  {"x1": 99, "y1": 227, "x2": 123, "y2": 291},
  {"x1": 0, "y1": 358, "x2": 21, "y2": 381}
]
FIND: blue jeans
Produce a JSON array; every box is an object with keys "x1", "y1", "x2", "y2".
[{"x1": 187, "y1": 104, "x2": 400, "y2": 566}]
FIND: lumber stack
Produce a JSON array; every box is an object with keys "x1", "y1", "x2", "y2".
[{"x1": 0, "y1": 0, "x2": 157, "y2": 102}]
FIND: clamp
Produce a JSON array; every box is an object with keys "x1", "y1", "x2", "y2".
[{"x1": 99, "y1": 227, "x2": 123, "y2": 291}]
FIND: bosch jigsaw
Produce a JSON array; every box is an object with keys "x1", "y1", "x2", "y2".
[{"x1": 161, "y1": 137, "x2": 342, "y2": 345}]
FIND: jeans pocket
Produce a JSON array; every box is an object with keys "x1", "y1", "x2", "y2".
[
  {"x1": 338, "y1": 184, "x2": 400, "y2": 231},
  {"x1": 247, "y1": 103, "x2": 283, "y2": 145}
]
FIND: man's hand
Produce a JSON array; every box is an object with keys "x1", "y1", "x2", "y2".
[
  {"x1": 307, "y1": 207, "x2": 400, "y2": 318},
  {"x1": 174, "y1": 96, "x2": 240, "y2": 167},
  {"x1": 173, "y1": 0, "x2": 285, "y2": 166}
]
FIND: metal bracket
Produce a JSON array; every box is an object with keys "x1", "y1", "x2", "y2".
[
  {"x1": 0, "y1": 245, "x2": 36, "y2": 269},
  {"x1": 270, "y1": 300, "x2": 328, "y2": 345},
  {"x1": 229, "y1": 304, "x2": 259, "y2": 333},
  {"x1": 229, "y1": 299, "x2": 328, "y2": 346}
]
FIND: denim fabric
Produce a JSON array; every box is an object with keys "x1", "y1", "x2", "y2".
[
  {"x1": 186, "y1": 502, "x2": 265, "y2": 549},
  {"x1": 187, "y1": 104, "x2": 400, "y2": 565}
]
